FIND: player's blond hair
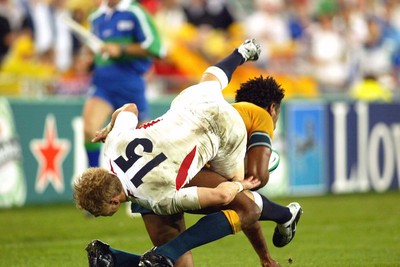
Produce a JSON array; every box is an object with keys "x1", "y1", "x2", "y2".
[{"x1": 73, "y1": 167, "x2": 122, "y2": 216}]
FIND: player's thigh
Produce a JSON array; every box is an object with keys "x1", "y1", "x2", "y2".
[
  {"x1": 189, "y1": 168, "x2": 227, "y2": 188},
  {"x1": 141, "y1": 212, "x2": 187, "y2": 245},
  {"x1": 116, "y1": 82, "x2": 149, "y2": 122},
  {"x1": 141, "y1": 213, "x2": 194, "y2": 267},
  {"x1": 83, "y1": 97, "x2": 113, "y2": 135},
  {"x1": 210, "y1": 105, "x2": 247, "y2": 179}
]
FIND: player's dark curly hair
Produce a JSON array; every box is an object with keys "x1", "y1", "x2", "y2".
[{"x1": 235, "y1": 75, "x2": 285, "y2": 108}]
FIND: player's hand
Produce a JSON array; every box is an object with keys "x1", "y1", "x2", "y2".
[
  {"x1": 92, "y1": 124, "x2": 112, "y2": 143},
  {"x1": 101, "y1": 43, "x2": 122, "y2": 58},
  {"x1": 241, "y1": 176, "x2": 261, "y2": 190}
]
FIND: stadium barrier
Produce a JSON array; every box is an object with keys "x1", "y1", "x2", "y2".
[{"x1": 0, "y1": 97, "x2": 399, "y2": 208}]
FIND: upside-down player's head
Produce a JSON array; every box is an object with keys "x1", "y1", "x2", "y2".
[
  {"x1": 73, "y1": 167, "x2": 123, "y2": 217},
  {"x1": 235, "y1": 75, "x2": 285, "y2": 128}
]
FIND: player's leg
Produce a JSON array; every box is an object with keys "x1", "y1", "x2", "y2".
[
  {"x1": 201, "y1": 42, "x2": 259, "y2": 181},
  {"x1": 198, "y1": 173, "x2": 303, "y2": 249},
  {"x1": 189, "y1": 169, "x2": 280, "y2": 266},
  {"x1": 86, "y1": 239, "x2": 141, "y2": 267},
  {"x1": 82, "y1": 96, "x2": 113, "y2": 167},
  {"x1": 200, "y1": 39, "x2": 261, "y2": 88},
  {"x1": 87, "y1": 213, "x2": 191, "y2": 267},
  {"x1": 141, "y1": 213, "x2": 194, "y2": 267},
  {"x1": 251, "y1": 191, "x2": 303, "y2": 248},
  {"x1": 138, "y1": 170, "x2": 247, "y2": 266},
  {"x1": 187, "y1": 169, "x2": 259, "y2": 227},
  {"x1": 139, "y1": 169, "x2": 267, "y2": 267},
  {"x1": 121, "y1": 76, "x2": 150, "y2": 124},
  {"x1": 257, "y1": 194, "x2": 292, "y2": 223},
  {"x1": 100, "y1": 204, "x2": 193, "y2": 267},
  {"x1": 241, "y1": 222, "x2": 281, "y2": 267},
  {"x1": 207, "y1": 99, "x2": 248, "y2": 182},
  {"x1": 140, "y1": 210, "x2": 240, "y2": 267},
  {"x1": 167, "y1": 48, "x2": 244, "y2": 116},
  {"x1": 169, "y1": 39, "x2": 260, "y2": 107}
]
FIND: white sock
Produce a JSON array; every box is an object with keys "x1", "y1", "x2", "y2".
[{"x1": 250, "y1": 191, "x2": 263, "y2": 211}]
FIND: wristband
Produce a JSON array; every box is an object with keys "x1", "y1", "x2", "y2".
[{"x1": 233, "y1": 181, "x2": 244, "y2": 192}]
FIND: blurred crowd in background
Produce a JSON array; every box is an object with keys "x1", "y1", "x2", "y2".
[{"x1": 1, "y1": 0, "x2": 400, "y2": 101}]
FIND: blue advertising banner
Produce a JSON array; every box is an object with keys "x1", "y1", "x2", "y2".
[
  {"x1": 286, "y1": 101, "x2": 328, "y2": 194},
  {"x1": 328, "y1": 102, "x2": 400, "y2": 193}
]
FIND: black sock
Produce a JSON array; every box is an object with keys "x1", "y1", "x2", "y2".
[
  {"x1": 214, "y1": 49, "x2": 244, "y2": 82},
  {"x1": 109, "y1": 247, "x2": 140, "y2": 267},
  {"x1": 155, "y1": 212, "x2": 233, "y2": 262},
  {"x1": 259, "y1": 194, "x2": 292, "y2": 224}
]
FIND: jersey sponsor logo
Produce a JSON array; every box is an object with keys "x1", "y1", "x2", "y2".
[
  {"x1": 102, "y1": 29, "x2": 113, "y2": 38},
  {"x1": 114, "y1": 137, "x2": 167, "y2": 187},
  {"x1": 117, "y1": 20, "x2": 134, "y2": 31}
]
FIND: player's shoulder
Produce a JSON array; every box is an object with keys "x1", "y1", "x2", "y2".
[
  {"x1": 88, "y1": 7, "x2": 105, "y2": 22},
  {"x1": 232, "y1": 101, "x2": 274, "y2": 137},
  {"x1": 232, "y1": 101, "x2": 257, "y2": 109},
  {"x1": 231, "y1": 102, "x2": 269, "y2": 117},
  {"x1": 123, "y1": 0, "x2": 149, "y2": 14}
]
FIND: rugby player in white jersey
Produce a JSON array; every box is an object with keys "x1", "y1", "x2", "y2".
[
  {"x1": 75, "y1": 39, "x2": 301, "y2": 267},
  {"x1": 74, "y1": 39, "x2": 262, "y2": 218}
]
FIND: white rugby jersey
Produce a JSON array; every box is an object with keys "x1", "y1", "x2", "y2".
[{"x1": 103, "y1": 80, "x2": 247, "y2": 215}]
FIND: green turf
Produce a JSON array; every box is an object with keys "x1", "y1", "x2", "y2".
[{"x1": 0, "y1": 191, "x2": 399, "y2": 267}]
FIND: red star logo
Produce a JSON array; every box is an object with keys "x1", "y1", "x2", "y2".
[{"x1": 30, "y1": 114, "x2": 70, "y2": 193}]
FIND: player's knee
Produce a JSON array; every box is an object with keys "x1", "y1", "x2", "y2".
[
  {"x1": 83, "y1": 122, "x2": 97, "y2": 140},
  {"x1": 227, "y1": 194, "x2": 260, "y2": 229},
  {"x1": 153, "y1": 230, "x2": 180, "y2": 245},
  {"x1": 174, "y1": 251, "x2": 194, "y2": 267},
  {"x1": 239, "y1": 201, "x2": 260, "y2": 229},
  {"x1": 146, "y1": 222, "x2": 182, "y2": 245}
]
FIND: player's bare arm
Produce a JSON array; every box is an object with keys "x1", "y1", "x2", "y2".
[
  {"x1": 197, "y1": 176, "x2": 260, "y2": 208},
  {"x1": 101, "y1": 42, "x2": 158, "y2": 58},
  {"x1": 246, "y1": 146, "x2": 272, "y2": 189},
  {"x1": 199, "y1": 39, "x2": 261, "y2": 88}
]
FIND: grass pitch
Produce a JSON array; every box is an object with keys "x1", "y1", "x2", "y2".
[{"x1": 0, "y1": 191, "x2": 399, "y2": 267}]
